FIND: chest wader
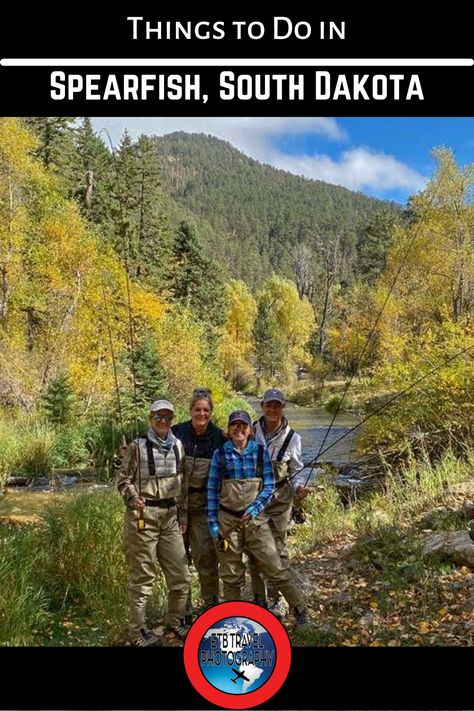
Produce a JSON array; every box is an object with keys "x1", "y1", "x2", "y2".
[
  {"x1": 135, "y1": 437, "x2": 182, "y2": 531},
  {"x1": 184, "y1": 452, "x2": 220, "y2": 608},
  {"x1": 124, "y1": 437, "x2": 190, "y2": 640},
  {"x1": 216, "y1": 444, "x2": 306, "y2": 615},
  {"x1": 216, "y1": 444, "x2": 264, "y2": 600},
  {"x1": 249, "y1": 430, "x2": 296, "y2": 604}
]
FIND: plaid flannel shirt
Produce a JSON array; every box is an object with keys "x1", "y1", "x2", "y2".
[{"x1": 207, "y1": 438, "x2": 274, "y2": 539}]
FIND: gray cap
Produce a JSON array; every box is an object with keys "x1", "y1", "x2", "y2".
[
  {"x1": 150, "y1": 399, "x2": 175, "y2": 413},
  {"x1": 262, "y1": 388, "x2": 286, "y2": 405}
]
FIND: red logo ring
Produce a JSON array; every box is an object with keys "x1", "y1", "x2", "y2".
[{"x1": 183, "y1": 601, "x2": 292, "y2": 709}]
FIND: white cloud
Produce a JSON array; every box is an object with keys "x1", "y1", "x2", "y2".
[
  {"x1": 272, "y1": 147, "x2": 427, "y2": 194},
  {"x1": 92, "y1": 117, "x2": 426, "y2": 198},
  {"x1": 92, "y1": 116, "x2": 346, "y2": 153}
]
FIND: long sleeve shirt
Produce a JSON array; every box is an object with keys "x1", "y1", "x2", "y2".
[
  {"x1": 172, "y1": 420, "x2": 227, "y2": 459},
  {"x1": 206, "y1": 438, "x2": 275, "y2": 539},
  {"x1": 254, "y1": 416, "x2": 305, "y2": 490}
]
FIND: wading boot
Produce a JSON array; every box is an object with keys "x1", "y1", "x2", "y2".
[
  {"x1": 131, "y1": 628, "x2": 162, "y2": 647},
  {"x1": 268, "y1": 596, "x2": 289, "y2": 620}
]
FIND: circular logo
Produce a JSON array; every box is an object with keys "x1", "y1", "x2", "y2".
[{"x1": 183, "y1": 601, "x2": 291, "y2": 709}]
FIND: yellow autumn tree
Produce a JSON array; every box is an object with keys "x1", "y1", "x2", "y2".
[
  {"x1": 361, "y1": 149, "x2": 474, "y2": 456},
  {"x1": 254, "y1": 274, "x2": 315, "y2": 383},
  {"x1": 0, "y1": 118, "x2": 169, "y2": 413},
  {"x1": 218, "y1": 279, "x2": 257, "y2": 388}
]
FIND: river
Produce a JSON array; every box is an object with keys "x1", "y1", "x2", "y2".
[{"x1": 1, "y1": 399, "x2": 360, "y2": 517}]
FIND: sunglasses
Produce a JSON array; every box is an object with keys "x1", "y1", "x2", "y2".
[
  {"x1": 229, "y1": 422, "x2": 250, "y2": 430},
  {"x1": 152, "y1": 415, "x2": 174, "y2": 423}
]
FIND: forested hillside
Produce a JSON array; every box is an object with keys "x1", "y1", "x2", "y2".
[
  {"x1": 153, "y1": 131, "x2": 401, "y2": 287},
  {"x1": 2, "y1": 117, "x2": 473, "y2": 475}
]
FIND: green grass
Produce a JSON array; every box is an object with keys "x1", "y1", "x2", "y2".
[
  {"x1": 0, "y1": 525, "x2": 51, "y2": 646},
  {"x1": 0, "y1": 490, "x2": 163, "y2": 645},
  {"x1": 292, "y1": 485, "x2": 348, "y2": 551},
  {"x1": 2, "y1": 438, "x2": 474, "y2": 646}
]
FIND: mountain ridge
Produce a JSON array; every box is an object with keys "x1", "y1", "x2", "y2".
[{"x1": 152, "y1": 131, "x2": 400, "y2": 287}]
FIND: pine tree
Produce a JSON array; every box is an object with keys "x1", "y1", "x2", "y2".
[
  {"x1": 74, "y1": 118, "x2": 114, "y2": 227},
  {"x1": 42, "y1": 372, "x2": 75, "y2": 424},
  {"x1": 22, "y1": 117, "x2": 79, "y2": 197},
  {"x1": 169, "y1": 221, "x2": 226, "y2": 332},
  {"x1": 356, "y1": 210, "x2": 399, "y2": 284},
  {"x1": 110, "y1": 132, "x2": 171, "y2": 284},
  {"x1": 110, "y1": 130, "x2": 140, "y2": 265},
  {"x1": 121, "y1": 333, "x2": 167, "y2": 420},
  {"x1": 133, "y1": 135, "x2": 172, "y2": 283},
  {"x1": 253, "y1": 302, "x2": 285, "y2": 381}
]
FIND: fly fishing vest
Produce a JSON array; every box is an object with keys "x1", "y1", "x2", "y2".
[
  {"x1": 136, "y1": 436, "x2": 183, "y2": 502},
  {"x1": 218, "y1": 445, "x2": 264, "y2": 516}
]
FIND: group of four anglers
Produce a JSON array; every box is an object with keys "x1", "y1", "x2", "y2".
[{"x1": 117, "y1": 387, "x2": 311, "y2": 647}]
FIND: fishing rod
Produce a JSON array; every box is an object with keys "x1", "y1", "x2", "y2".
[
  {"x1": 313, "y1": 193, "x2": 439, "y2": 472},
  {"x1": 287, "y1": 340, "x2": 474, "y2": 524},
  {"x1": 217, "y1": 516, "x2": 250, "y2": 553},
  {"x1": 79, "y1": 154, "x2": 126, "y2": 470},
  {"x1": 101, "y1": 128, "x2": 144, "y2": 528},
  {"x1": 296, "y1": 341, "x2": 474, "y2": 473},
  {"x1": 296, "y1": 182, "x2": 446, "y2": 492},
  {"x1": 99, "y1": 274, "x2": 127, "y2": 471}
]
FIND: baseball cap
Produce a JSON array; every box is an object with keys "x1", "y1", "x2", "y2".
[
  {"x1": 228, "y1": 410, "x2": 252, "y2": 426},
  {"x1": 150, "y1": 399, "x2": 175, "y2": 413},
  {"x1": 262, "y1": 388, "x2": 286, "y2": 405}
]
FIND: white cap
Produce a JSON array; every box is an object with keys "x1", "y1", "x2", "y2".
[{"x1": 150, "y1": 399, "x2": 175, "y2": 413}]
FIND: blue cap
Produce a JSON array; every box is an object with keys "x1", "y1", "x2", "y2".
[{"x1": 228, "y1": 410, "x2": 252, "y2": 426}]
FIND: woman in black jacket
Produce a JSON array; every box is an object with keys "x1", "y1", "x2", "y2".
[{"x1": 172, "y1": 388, "x2": 226, "y2": 612}]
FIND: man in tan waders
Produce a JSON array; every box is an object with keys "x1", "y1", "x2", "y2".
[
  {"x1": 207, "y1": 410, "x2": 309, "y2": 626},
  {"x1": 117, "y1": 399, "x2": 191, "y2": 646},
  {"x1": 249, "y1": 389, "x2": 310, "y2": 618}
]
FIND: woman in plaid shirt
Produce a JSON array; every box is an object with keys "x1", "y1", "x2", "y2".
[{"x1": 207, "y1": 409, "x2": 309, "y2": 626}]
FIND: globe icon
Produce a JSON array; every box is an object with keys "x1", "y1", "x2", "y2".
[{"x1": 198, "y1": 616, "x2": 276, "y2": 694}]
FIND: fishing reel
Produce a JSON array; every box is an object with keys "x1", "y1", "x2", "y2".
[{"x1": 291, "y1": 506, "x2": 306, "y2": 525}]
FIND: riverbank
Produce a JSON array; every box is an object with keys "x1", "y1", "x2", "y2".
[{"x1": 290, "y1": 448, "x2": 474, "y2": 646}]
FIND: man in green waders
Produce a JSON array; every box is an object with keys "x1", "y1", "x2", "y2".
[
  {"x1": 249, "y1": 389, "x2": 310, "y2": 618},
  {"x1": 117, "y1": 399, "x2": 191, "y2": 646}
]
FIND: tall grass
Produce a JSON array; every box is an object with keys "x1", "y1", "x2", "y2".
[
  {"x1": 0, "y1": 412, "x2": 126, "y2": 485},
  {"x1": 373, "y1": 448, "x2": 470, "y2": 525},
  {"x1": 0, "y1": 526, "x2": 51, "y2": 646},
  {"x1": 292, "y1": 485, "x2": 349, "y2": 551},
  {"x1": 0, "y1": 490, "x2": 170, "y2": 645},
  {"x1": 0, "y1": 419, "x2": 23, "y2": 488},
  {"x1": 41, "y1": 491, "x2": 128, "y2": 612}
]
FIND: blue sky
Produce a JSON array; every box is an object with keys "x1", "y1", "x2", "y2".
[{"x1": 91, "y1": 117, "x2": 474, "y2": 205}]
